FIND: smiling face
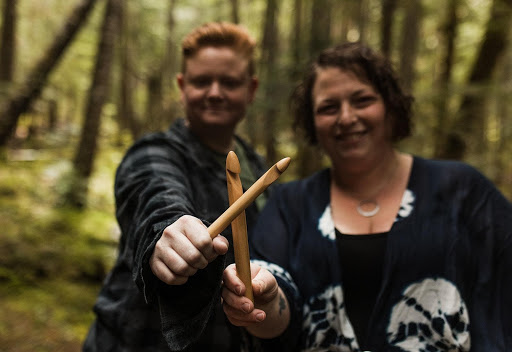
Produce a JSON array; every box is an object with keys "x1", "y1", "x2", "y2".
[
  {"x1": 312, "y1": 67, "x2": 392, "y2": 164},
  {"x1": 177, "y1": 46, "x2": 258, "y2": 136}
]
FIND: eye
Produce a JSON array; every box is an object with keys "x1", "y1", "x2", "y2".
[
  {"x1": 220, "y1": 77, "x2": 244, "y2": 89},
  {"x1": 189, "y1": 76, "x2": 212, "y2": 87},
  {"x1": 352, "y1": 95, "x2": 378, "y2": 108},
  {"x1": 316, "y1": 104, "x2": 339, "y2": 115}
]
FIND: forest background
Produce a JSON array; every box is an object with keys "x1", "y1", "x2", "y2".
[{"x1": 0, "y1": 0, "x2": 511, "y2": 350}]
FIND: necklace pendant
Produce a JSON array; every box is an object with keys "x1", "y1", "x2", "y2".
[{"x1": 357, "y1": 199, "x2": 380, "y2": 217}]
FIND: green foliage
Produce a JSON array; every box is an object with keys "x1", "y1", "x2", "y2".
[{"x1": 0, "y1": 124, "x2": 122, "y2": 350}]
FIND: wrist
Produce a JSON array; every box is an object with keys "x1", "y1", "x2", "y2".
[{"x1": 248, "y1": 287, "x2": 290, "y2": 339}]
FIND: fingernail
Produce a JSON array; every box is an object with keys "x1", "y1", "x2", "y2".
[
  {"x1": 242, "y1": 303, "x2": 251, "y2": 313},
  {"x1": 256, "y1": 312, "x2": 265, "y2": 322}
]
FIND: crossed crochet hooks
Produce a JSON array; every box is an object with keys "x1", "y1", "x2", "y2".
[{"x1": 207, "y1": 152, "x2": 291, "y2": 302}]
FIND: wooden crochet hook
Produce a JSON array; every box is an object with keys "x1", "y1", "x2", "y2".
[
  {"x1": 207, "y1": 156, "x2": 291, "y2": 239},
  {"x1": 226, "y1": 151, "x2": 253, "y2": 302}
]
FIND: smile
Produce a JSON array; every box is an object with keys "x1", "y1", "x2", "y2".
[
  {"x1": 337, "y1": 131, "x2": 366, "y2": 141},
  {"x1": 204, "y1": 107, "x2": 227, "y2": 112}
]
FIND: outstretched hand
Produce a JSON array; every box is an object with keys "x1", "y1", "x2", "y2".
[
  {"x1": 150, "y1": 215, "x2": 229, "y2": 285},
  {"x1": 222, "y1": 262, "x2": 290, "y2": 338}
]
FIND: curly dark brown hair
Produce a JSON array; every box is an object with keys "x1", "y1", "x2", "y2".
[{"x1": 291, "y1": 42, "x2": 414, "y2": 145}]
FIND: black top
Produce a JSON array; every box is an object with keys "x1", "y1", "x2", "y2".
[{"x1": 336, "y1": 229, "x2": 388, "y2": 349}]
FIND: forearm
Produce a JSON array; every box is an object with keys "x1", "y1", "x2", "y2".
[{"x1": 246, "y1": 286, "x2": 290, "y2": 339}]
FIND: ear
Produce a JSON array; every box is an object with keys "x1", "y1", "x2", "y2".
[
  {"x1": 177, "y1": 73, "x2": 185, "y2": 91},
  {"x1": 176, "y1": 73, "x2": 186, "y2": 101},
  {"x1": 247, "y1": 76, "x2": 259, "y2": 103}
]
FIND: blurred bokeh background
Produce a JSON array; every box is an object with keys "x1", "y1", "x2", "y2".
[{"x1": 1, "y1": 0, "x2": 511, "y2": 350}]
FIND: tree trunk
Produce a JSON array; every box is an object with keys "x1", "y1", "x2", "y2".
[
  {"x1": 290, "y1": 0, "x2": 317, "y2": 178},
  {"x1": 48, "y1": 99, "x2": 58, "y2": 132},
  {"x1": 230, "y1": 0, "x2": 240, "y2": 23},
  {"x1": 380, "y1": 0, "x2": 397, "y2": 57},
  {"x1": 260, "y1": 0, "x2": 279, "y2": 163},
  {"x1": 399, "y1": 0, "x2": 422, "y2": 93},
  {"x1": 357, "y1": 0, "x2": 368, "y2": 43},
  {"x1": 438, "y1": 0, "x2": 512, "y2": 159},
  {"x1": 162, "y1": 0, "x2": 177, "y2": 90},
  {"x1": 66, "y1": 0, "x2": 121, "y2": 208},
  {"x1": 0, "y1": 0, "x2": 98, "y2": 147},
  {"x1": 118, "y1": 0, "x2": 141, "y2": 141},
  {"x1": 290, "y1": 0, "x2": 304, "y2": 79},
  {"x1": 292, "y1": 0, "x2": 333, "y2": 177},
  {"x1": 433, "y1": 0, "x2": 458, "y2": 157},
  {"x1": 144, "y1": 0, "x2": 178, "y2": 134},
  {"x1": 145, "y1": 73, "x2": 164, "y2": 132},
  {"x1": 494, "y1": 46, "x2": 512, "y2": 194},
  {"x1": 310, "y1": 0, "x2": 331, "y2": 59},
  {"x1": 0, "y1": 0, "x2": 16, "y2": 83}
]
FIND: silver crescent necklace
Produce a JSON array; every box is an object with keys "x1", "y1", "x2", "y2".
[
  {"x1": 356, "y1": 199, "x2": 380, "y2": 217},
  {"x1": 354, "y1": 155, "x2": 401, "y2": 218}
]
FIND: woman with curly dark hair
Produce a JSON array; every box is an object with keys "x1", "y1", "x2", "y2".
[{"x1": 221, "y1": 42, "x2": 512, "y2": 351}]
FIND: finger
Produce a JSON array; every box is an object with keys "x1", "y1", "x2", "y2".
[
  {"x1": 221, "y1": 285, "x2": 253, "y2": 313},
  {"x1": 168, "y1": 233, "x2": 209, "y2": 270},
  {"x1": 223, "y1": 304, "x2": 266, "y2": 326},
  {"x1": 161, "y1": 220, "x2": 210, "y2": 270},
  {"x1": 150, "y1": 258, "x2": 189, "y2": 285},
  {"x1": 223, "y1": 264, "x2": 245, "y2": 295},
  {"x1": 251, "y1": 269, "x2": 279, "y2": 303},
  {"x1": 158, "y1": 245, "x2": 200, "y2": 277},
  {"x1": 212, "y1": 235, "x2": 229, "y2": 256},
  {"x1": 180, "y1": 218, "x2": 220, "y2": 262}
]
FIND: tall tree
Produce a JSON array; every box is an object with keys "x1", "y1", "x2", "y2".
[
  {"x1": 293, "y1": 0, "x2": 333, "y2": 177},
  {"x1": 117, "y1": 0, "x2": 141, "y2": 141},
  {"x1": 145, "y1": 0, "x2": 178, "y2": 134},
  {"x1": 259, "y1": 0, "x2": 280, "y2": 163},
  {"x1": 380, "y1": 0, "x2": 398, "y2": 57},
  {"x1": 0, "y1": 0, "x2": 99, "y2": 147},
  {"x1": 290, "y1": 0, "x2": 305, "y2": 79},
  {"x1": 66, "y1": 0, "x2": 121, "y2": 207},
  {"x1": 162, "y1": 0, "x2": 178, "y2": 91},
  {"x1": 290, "y1": 0, "x2": 316, "y2": 178},
  {"x1": 230, "y1": 0, "x2": 240, "y2": 24},
  {"x1": 0, "y1": 0, "x2": 17, "y2": 83},
  {"x1": 357, "y1": 0, "x2": 368, "y2": 43},
  {"x1": 145, "y1": 73, "x2": 164, "y2": 132},
  {"x1": 399, "y1": 0, "x2": 422, "y2": 93},
  {"x1": 494, "y1": 45, "x2": 512, "y2": 189},
  {"x1": 439, "y1": 0, "x2": 512, "y2": 159},
  {"x1": 310, "y1": 0, "x2": 331, "y2": 59},
  {"x1": 433, "y1": 0, "x2": 459, "y2": 157}
]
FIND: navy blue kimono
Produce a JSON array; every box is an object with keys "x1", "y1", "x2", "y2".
[{"x1": 249, "y1": 156, "x2": 512, "y2": 351}]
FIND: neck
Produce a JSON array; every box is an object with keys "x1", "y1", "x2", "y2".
[
  {"x1": 188, "y1": 124, "x2": 236, "y2": 154},
  {"x1": 331, "y1": 150, "x2": 401, "y2": 201},
  {"x1": 202, "y1": 134, "x2": 235, "y2": 154}
]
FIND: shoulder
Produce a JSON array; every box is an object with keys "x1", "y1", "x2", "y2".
[
  {"x1": 122, "y1": 118, "x2": 206, "y2": 164},
  {"x1": 414, "y1": 156, "x2": 488, "y2": 185},
  {"x1": 115, "y1": 119, "x2": 196, "y2": 179},
  {"x1": 415, "y1": 156, "x2": 478, "y2": 174},
  {"x1": 412, "y1": 156, "x2": 508, "y2": 205}
]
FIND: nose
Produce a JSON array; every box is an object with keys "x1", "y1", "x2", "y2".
[
  {"x1": 337, "y1": 102, "x2": 356, "y2": 125},
  {"x1": 206, "y1": 81, "x2": 223, "y2": 99}
]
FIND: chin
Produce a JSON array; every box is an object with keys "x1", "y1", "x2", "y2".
[{"x1": 202, "y1": 113, "x2": 242, "y2": 126}]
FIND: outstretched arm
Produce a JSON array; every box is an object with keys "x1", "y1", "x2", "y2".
[{"x1": 222, "y1": 263, "x2": 290, "y2": 339}]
